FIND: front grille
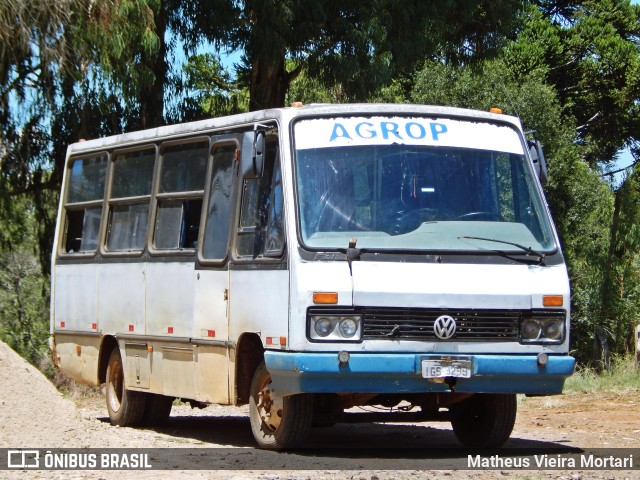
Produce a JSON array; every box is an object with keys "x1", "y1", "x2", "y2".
[{"x1": 361, "y1": 308, "x2": 521, "y2": 341}]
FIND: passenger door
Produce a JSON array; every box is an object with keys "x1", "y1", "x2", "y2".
[
  {"x1": 228, "y1": 133, "x2": 289, "y2": 348},
  {"x1": 193, "y1": 137, "x2": 241, "y2": 403}
]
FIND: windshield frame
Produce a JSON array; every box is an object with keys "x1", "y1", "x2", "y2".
[{"x1": 290, "y1": 113, "x2": 560, "y2": 258}]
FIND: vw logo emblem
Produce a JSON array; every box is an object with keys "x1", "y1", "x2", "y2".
[{"x1": 433, "y1": 315, "x2": 457, "y2": 340}]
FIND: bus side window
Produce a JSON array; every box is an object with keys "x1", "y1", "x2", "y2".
[
  {"x1": 153, "y1": 141, "x2": 208, "y2": 251},
  {"x1": 236, "y1": 139, "x2": 284, "y2": 259},
  {"x1": 106, "y1": 148, "x2": 155, "y2": 252},
  {"x1": 63, "y1": 155, "x2": 108, "y2": 254},
  {"x1": 201, "y1": 143, "x2": 238, "y2": 261}
]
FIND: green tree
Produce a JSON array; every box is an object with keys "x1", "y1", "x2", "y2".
[
  {"x1": 180, "y1": 53, "x2": 248, "y2": 119},
  {"x1": 598, "y1": 170, "x2": 640, "y2": 361},
  {"x1": 528, "y1": 0, "x2": 640, "y2": 166},
  {"x1": 0, "y1": 196, "x2": 51, "y2": 366},
  {"x1": 500, "y1": 0, "x2": 640, "y2": 362},
  {"x1": 181, "y1": 0, "x2": 523, "y2": 110}
]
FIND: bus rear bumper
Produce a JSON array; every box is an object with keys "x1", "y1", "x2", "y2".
[{"x1": 264, "y1": 351, "x2": 576, "y2": 396}]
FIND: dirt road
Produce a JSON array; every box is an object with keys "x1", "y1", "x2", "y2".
[{"x1": 1, "y1": 340, "x2": 639, "y2": 479}]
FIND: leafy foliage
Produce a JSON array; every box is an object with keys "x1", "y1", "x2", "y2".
[
  {"x1": 180, "y1": 53, "x2": 248, "y2": 119},
  {"x1": 179, "y1": 0, "x2": 523, "y2": 109},
  {"x1": 0, "y1": 199, "x2": 50, "y2": 367},
  {"x1": 1, "y1": 0, "x2": 640, "y2": 369}
]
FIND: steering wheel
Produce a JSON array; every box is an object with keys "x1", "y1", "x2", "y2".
[{"x1": 455, "y1": 211, "x2": 503, "y2": 221}]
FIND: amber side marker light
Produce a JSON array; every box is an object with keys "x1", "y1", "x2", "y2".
[
  {"x1": 543, "y1": 295, "x2": 563, "y2": 307},
  {"x1": 489, "y1": 107, "x2": 503, "y2": 114},
  {"x1": 313, "y1": 292, "x2": 338, "y2": 304}
]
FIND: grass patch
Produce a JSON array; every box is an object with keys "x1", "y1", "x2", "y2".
[{"x1": 565, "y1": 355, "x2": 640, "y2": 393}]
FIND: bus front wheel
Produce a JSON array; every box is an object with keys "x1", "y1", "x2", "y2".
[
  {"x1": 450, "y1": 393, "x2": 517, "y2": 448},
  {"x1": 249, "y1": 362, "x2": 313, "y2": 449},
  {"x1": 105, "y1": 348, "x2": 146, "y2": 427}
]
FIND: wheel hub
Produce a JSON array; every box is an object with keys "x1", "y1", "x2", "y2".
[
  {"x1": 107, "y1": 362, "x2": 124, "y2": 413},
  {"x1": 257, "y1": 381, "x2": 283, "y2": 431}
]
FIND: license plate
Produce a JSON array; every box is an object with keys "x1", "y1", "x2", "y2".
[{"x1": 421, "y1": 359, "x2": 472, "y2": 378}]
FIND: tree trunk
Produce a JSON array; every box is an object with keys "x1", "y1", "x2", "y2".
[
  {"x1": 596, "y1": 186, "x2": 623, "y2": 365},
  {"x1": 594, "y1": 325, "x2": 611, "y2": 371},
  {"x1": 634, "y1": 325, "x2": 640, "y2": 367},
  {"x1": 249, "y1": 55, "x2": 288, "y2": 111}
]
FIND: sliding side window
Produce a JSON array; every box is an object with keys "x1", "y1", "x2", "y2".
[
  {"x1": 201, "y1": 142, "x2": 238, "y2": 262},
  {"x1": 236, "y1": 138, "x2": 285, "y2": 259},
  {"x1": 63, "y1": 154, "x2": 108, "y2": 254},
  {"x1": 105, "y1": 148, "x2": 155, "y2": 252},
  {"x1": 153, "y1": 141, "x2": 208, "y2": 251}
]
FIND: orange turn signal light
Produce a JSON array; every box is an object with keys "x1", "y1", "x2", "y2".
[
  {"x1": 313, "y1": 292, "x2": 338, "y2": 304},
  {"x1": 543, "y1": 295, "x2": 563, "y2": 307},
  {"x1": 489, "y1": 107, "x2": 503, "y2": 114}
]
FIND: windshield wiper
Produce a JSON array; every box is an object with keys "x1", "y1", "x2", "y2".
[{"x1": 460, "y1": 236, "x2": 546, "y2": 264}]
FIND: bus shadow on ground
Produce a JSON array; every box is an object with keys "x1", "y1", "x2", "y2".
[{"x1": 98, "y1": 413, "x2": 579, "y2": 455}]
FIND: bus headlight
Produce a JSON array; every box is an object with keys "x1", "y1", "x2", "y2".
[
  {"x1": 314, "y1": 317, "x2": 333, "y2": 337},
  {"x1": 309, "y1": 313, "x2": 362, "y2": 342},
  {"x1": 339, "y1": 318, "x2": 358, "y2": 338},
  {"x1": 520, "y1": 315, "x2": 565, "y2": 344},
  {"x1": 521, "y1": 318, "x2": 541, "y2": 340},
  {"x1": 543, "y1": 318, "x2": 564, "y2": 340}
]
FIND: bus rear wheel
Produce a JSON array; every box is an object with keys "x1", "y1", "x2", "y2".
[
  {"x1": 450, "y1": 393, "x2": 517, "y2": 448},
  {"x1": 249, "y1": 362, "x2": 313, "y2": 449},
  {"x1": 105, "y1": 348, "x2": 146, "y2": 427}
]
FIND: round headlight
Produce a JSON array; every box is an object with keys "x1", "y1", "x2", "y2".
[
  {"x1": 543, "y1": 319, "x2": 563, "y2": 340},
  {"x1": 521, "y1": 318, "x2": 541, "y2": 340},
  {"x1": 339, "y1": 318, "x2": 358, "y2": 338},
  {"x1": 314, "y1": 317, "x2": 333, "y2": 337}
]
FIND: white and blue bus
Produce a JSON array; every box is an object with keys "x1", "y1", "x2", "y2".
[{"x1": 51, "y1": 104, "x2": 575, "y2": 449}]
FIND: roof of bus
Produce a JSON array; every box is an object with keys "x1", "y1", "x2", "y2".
[{"x1": 66, "y1": 103, "x2": 523, "y2": 155}]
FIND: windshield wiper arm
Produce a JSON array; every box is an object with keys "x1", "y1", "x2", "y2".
[
  {"x1": 345, "y1": 237, "x2": 360, "y2": 275},
  {"x1": 460, "y1": 236, "x2": 545, "y2": 264}
]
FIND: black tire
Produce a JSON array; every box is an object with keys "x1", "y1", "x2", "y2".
[
  {"x1": 312, "y1": 393, "x2": 341, "y2": 428},
  {"x1": 105, "y1": 348, "x2": 146, "y2": 427},
  {"x1": 142, "y1": 393, "x2": 174, "y2": 427},
  {"x1": 450, "y1": 393, "x2": 517, "y2": 448},
  {"x1": 249, "y1": 362, "x2": 313, "y2": 449}
]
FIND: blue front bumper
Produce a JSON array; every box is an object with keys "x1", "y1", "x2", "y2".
[{"x1": 265, "y1": 351, "x2": 576, "y2": 396}]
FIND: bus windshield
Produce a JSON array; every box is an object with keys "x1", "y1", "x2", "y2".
[{"x1": 294, "y1": 116, "x2": 556, "y2": 253}]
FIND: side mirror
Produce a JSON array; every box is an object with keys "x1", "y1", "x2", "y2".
[{"x1": 528, "y1": 139, "x2": 548, "y2": 186}]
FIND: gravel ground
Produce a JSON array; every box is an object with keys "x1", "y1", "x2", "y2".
[{"x1": 1, "y1": 340, "x2": 638, "y2": 480}]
